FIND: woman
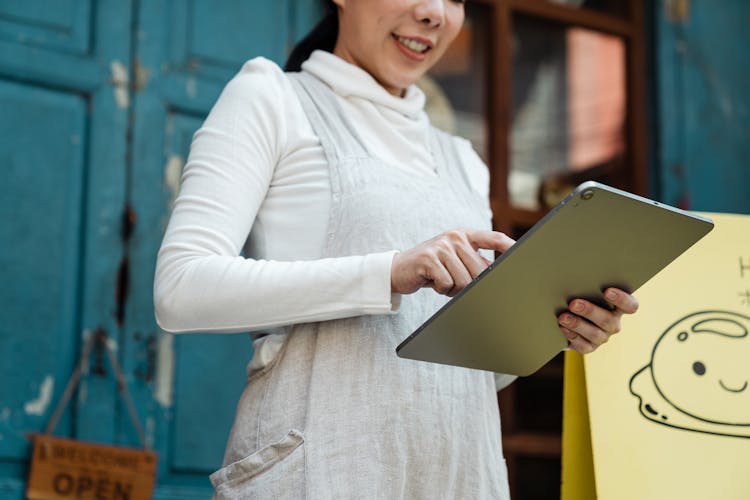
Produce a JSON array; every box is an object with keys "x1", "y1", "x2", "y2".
[{"x1": 154, "y1": 0, "x2": 639, "y2": 497}]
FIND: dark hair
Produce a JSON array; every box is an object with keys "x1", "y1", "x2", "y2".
[{"x1": 285, "y1": 1, "x2": 339, "y2": 72}]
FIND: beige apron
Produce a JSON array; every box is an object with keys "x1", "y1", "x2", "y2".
[{"x1": 210, "y1": 71, "x2": 510, "y2": 499}]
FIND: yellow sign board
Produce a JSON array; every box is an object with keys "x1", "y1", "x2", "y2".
[
  {"x1": 563, "y1": 213, "x2": 750, "y2": 499},
  {"x1": 27, "y1": 434, "x2": 157, "y2": 500}
]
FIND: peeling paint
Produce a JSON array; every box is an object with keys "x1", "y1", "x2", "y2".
[
  {"x1": 154, "y1": 331, "x2": 174, "y2": 408},
  {"x1": 164, "y1": 154, "x2": 184, "y2": 206},
  {"x1": 134, "y1": 60, "x2": 150, "y2": 92},
  {"x1": 24, "y1": 376, "x2": 54, "y2": 416},
  {"x1": 186, "y1": 77, "x2": 197, "y2": 99},
  {"x1": 164, "y1": 115, "x2": 174, "y2": 137},
  {"x1": 110, "y1": 60, "x2": 130, "y2": 109},
  {"x1": 666, "y1": 0, "x2": 690, "y2": 23},
  {"x1": 106, "y1": 336, "x2": 119, "y2": 353}
]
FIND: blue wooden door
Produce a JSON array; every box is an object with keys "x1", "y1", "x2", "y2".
[
  {"x1": 122, "y1": 1, "x2": 320, "y2": 497},
  {"x1": 0, "y1": 1, "x2": 320, "y2": 498},
  {"x1": 656, "y1": 0, "x2": 750, "y2": 212},
  {"x1": 0, "y1": 1, "x2": 132, "y2": 497}
]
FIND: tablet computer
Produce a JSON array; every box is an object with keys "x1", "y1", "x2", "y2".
[{"x1": 395, "y1": 181, "x2": 714, "y2": 376}]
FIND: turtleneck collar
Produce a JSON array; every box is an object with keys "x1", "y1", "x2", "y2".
[{"x1": 300, "y1": 50, "x2": 426, "y2": 120}]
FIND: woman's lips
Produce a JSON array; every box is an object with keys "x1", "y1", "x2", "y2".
[{"x1": 392, "y1": 34, "x2": 433, "y2": 61}]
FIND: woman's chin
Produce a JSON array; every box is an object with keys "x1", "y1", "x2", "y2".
[{"x1": 379, "y1": 69, "x2": 425, "y2": 96}]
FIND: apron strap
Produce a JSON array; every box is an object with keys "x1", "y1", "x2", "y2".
[{"x1": 287, "y1": 71, "x2": 369, "y2": 161}]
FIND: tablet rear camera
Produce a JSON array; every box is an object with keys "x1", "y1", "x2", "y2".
[{"x1": 581, "y1": 189, "x2": 595, "y2": 201}]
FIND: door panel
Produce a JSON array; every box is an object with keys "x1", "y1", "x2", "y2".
[
  {"x1": 0, "y1": 0, "x2": 92, "y2": 54},
  {"x1": 171, "y1": 333, "x2": 252, "y2": 472},
  {"x1": 0, "y1": 1, "x2": 132, "y2": 497},
  {"x1": 0, "y1": 81, "x2": 85, "y2": 460},
  {"x1": 0, "y1": 1, "x2": 321, "y2": 496},
  {"x1": 657, "y1": 0, "x2": 750, "y2": 212},
  {"x1": 187, "y1": 1, "x2": 289, "y2": 72},
  {"x1": 0, "y1": 1, "x2": 100, "y2": 90}
]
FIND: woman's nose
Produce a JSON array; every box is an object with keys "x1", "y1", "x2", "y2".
[{"x1": 413, "y1": 0, "x2": 445, "y2": 28}]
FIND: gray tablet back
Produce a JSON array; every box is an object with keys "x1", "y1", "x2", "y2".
[{"x1": 395, "y1": 181, "x2": 714, "y2": 376}]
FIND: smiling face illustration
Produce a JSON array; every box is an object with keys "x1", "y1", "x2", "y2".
[
  {"x1": 630, "y1": 310, "x2": 750, "y2": 438},
  {"x1": 651, "y1": 313, "x2": 750, "y2": 425}
]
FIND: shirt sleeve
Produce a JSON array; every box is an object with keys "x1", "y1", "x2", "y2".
[{"x1": 153, "y1": 58, "x2": 398, "y2": 334}]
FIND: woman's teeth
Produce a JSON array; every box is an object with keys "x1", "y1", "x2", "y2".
[{"x1": 396, "y1": 36, "x2": 429, "y2": 53}]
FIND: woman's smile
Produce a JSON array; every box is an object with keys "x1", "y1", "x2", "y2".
[
  {"x1": 392, "y1": 34, "x2": 434, "y2": 60},
  {"x1": 332, "y1": 0, "x2": 465, "y2": 96}
]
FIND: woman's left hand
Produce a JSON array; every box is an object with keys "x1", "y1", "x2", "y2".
[{"x1": 557, "y1": 287, "x2": 639, "y2": 354}]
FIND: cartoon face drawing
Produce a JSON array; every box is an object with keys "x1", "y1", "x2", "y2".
[{"x1": 630, "y1": 310, "x2": 750, "y2": 438}]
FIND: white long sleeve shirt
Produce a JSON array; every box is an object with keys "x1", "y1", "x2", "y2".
[
  {"x1": 154, "y1": 50, "x2": 490, "y2": 332},
  {"x1": 152, "y1": 51, "x2": 513, "y2": 386}
]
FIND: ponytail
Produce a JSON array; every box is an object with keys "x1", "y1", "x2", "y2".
[{"x1": 284, "y1": 1, "x2": 338, "y2": 72}]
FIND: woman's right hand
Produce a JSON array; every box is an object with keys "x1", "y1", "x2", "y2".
[{"x1": 391, "y1": 229, "x2": 516, "y2": 297}]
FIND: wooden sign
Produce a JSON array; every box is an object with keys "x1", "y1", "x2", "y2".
[{"x1": 26, "y1": 434, "x2": 157, "y2": 500}]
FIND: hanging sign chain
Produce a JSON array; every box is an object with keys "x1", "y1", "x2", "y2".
[{"x1": 44, "y1": 328, "x2": 149, "y2": 449}]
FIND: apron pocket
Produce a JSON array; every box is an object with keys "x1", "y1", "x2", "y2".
[{"x1": 210, "y1": 429, "x2": 305, "y2": 499}]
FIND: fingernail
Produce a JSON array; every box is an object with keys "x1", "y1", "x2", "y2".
[
  {"x1": 572, "y1": 301, "x2": 584, "y2": 313},
  {"x1": 606, "y1": 289, "x2": 618, "y2": 301}
]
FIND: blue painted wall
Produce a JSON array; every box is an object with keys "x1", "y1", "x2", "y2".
[
  {"x1": 655, "y1": 0, "x2": 750, "y2": 213},
  {"x1": 0, "y1": 2, "x2": 132, "y2": 496},
  {"x1": 0, "y1": 1, "x2": 321, "y2": 498}
]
